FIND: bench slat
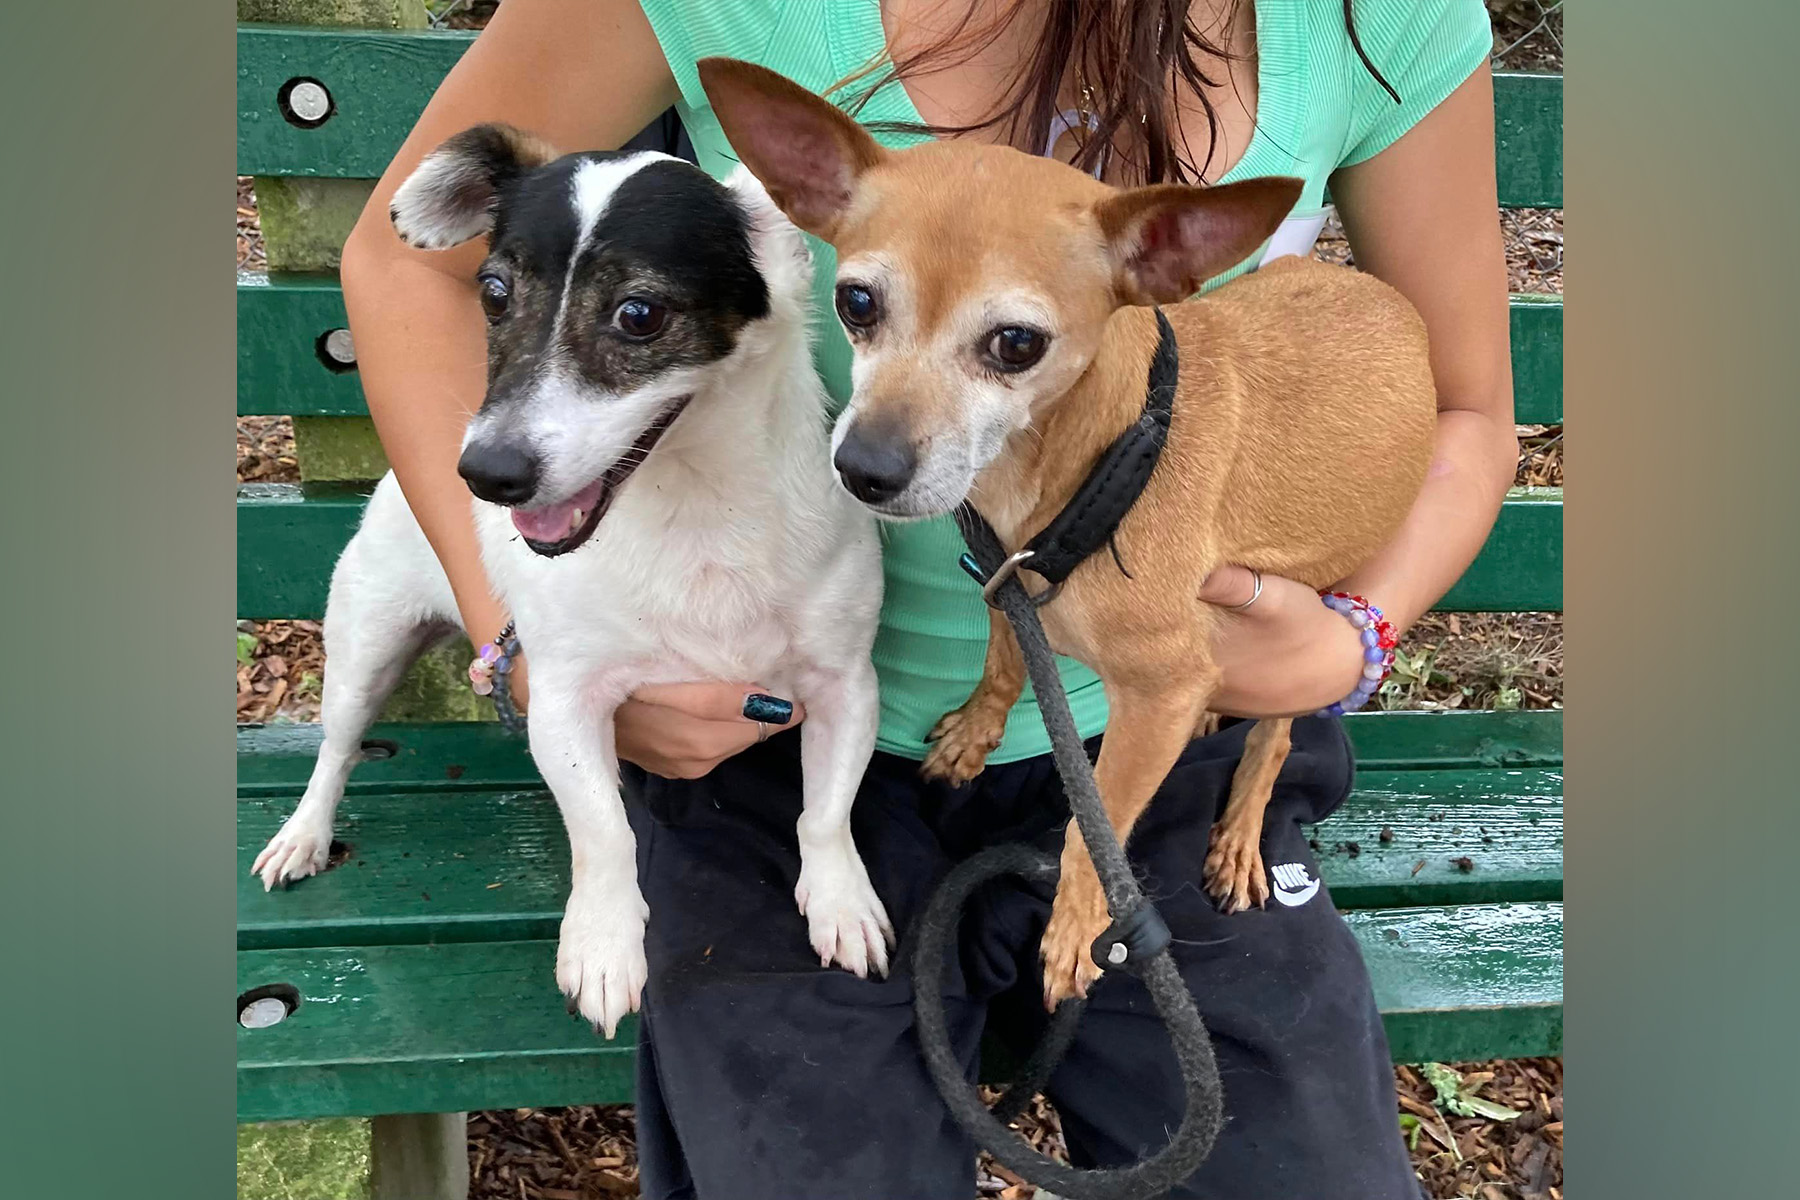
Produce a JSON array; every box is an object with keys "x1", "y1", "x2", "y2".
[
  {"x1": 239, "y1": 278, "x2": 1561, "y2": 425},
  {"x1": 237, "y1": 485, "x2": 1561, "y2": 618},
  {"x1": 235, "y1": 709, "x2": 1562, "y2": 798},
  {"x1": 236, "y1": 26, "x2": 1560, "y2": 207},
  {"x1": 1510, "y1": 293, "x2": 1561, "y2": 425},
  {"x1": 237, "y1": 902, "x2": 1561, "y2": 1121},
  {"x1": 1438, "y1": 487, "x2": 1561, "y2": 612},
  {"x1": 237, "y1": 766, "x2": 1559, "y2": 951}
]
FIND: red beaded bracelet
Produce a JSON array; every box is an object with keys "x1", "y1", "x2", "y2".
[{"x1": 1317, "y1": 591, "x2": 1397, "y2": 716}]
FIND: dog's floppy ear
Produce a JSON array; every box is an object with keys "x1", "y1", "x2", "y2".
[
  {"x1": 697, "y1": 57, "x2": 885, "y2": 242},
  {"x1": 1094, "y1": 176, "x2": 1304, "y2": 307},
  {"x1": 389, "y1": 123, "x2": 559, "y2": 250}
]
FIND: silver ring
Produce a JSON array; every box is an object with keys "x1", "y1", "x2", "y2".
[
  {"x1": 1227, "y1": 569, "x2": 1263, "y2": 611},
  {"x1": 756, "y1": 722, "x2": 770, "y2": 744}
]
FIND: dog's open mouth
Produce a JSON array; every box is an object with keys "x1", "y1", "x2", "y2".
[{"x1": 509, "y1": 398, "x2": 691, "y2": 557}]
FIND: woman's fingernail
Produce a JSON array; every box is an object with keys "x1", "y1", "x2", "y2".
[{"x1": 742, "y1": 693, "x2": 794, "y2": 725}]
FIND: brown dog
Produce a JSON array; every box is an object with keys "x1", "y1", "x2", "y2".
[{"x1": 697, "y1": 58, "x2": 1438, "y2": 1008}]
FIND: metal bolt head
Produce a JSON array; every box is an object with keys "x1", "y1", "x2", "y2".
[
  {"x1": 322, "y1": 328, "x2": 356, "y2": 365},
  {"x1": 287, "y1": 80, "x2": 331, "y2": 123},
  {"x1": 239, "y1": 996, "x2": 291, "y2": 1029},
  {"x1": 1106, "y1": 942, "x2": 1129, "y2": 966}
]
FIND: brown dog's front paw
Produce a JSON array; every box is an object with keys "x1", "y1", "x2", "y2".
[
  {"x1": 1202, "y1": 820, "x2": 1270, "y2": 914},
  {"x1": 1040, "y1": 874, "x2": 1109, "y2": 1009},
  {"x1": 919, "y1": 703, "x2": 1006, "y2": 786}
]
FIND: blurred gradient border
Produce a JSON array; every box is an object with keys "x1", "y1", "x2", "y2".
[
  {"x1": 0, "y1": 2, "x2": 235, "y2": 1197},
  {"x1": 1569, "y1": 1, "x2": 1800, "y2": 1197}
]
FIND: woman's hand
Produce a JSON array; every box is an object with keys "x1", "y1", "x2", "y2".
[
  {"x1": 615, "y1": 683, "x2": 806, "y2": 779},
  {"x1": 1198, "y1": 566, "x2": 1368, "y2": 719}
]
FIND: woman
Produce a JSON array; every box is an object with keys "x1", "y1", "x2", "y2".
[{"x1": 340, "y1": 1, "x2": 1515, "y2": 1195}]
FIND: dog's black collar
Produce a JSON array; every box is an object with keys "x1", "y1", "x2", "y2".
[{"x1": 956, "y1": 308, "x2": 1177, "y2": 600}]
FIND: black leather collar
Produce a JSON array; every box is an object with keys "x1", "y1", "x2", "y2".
[{"x1": 956, "y1": 308, "x2": 1177, "y2": 600}]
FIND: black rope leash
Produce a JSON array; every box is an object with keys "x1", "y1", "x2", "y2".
[{"x1": 908, "y1": 523, "x2": 1224, "y2": 1195}]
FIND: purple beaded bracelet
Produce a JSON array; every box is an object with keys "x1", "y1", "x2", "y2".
[
  {"x1": 469, "y1": 620, "x2": 528, "y2": 734},
  {"x1": 1316, "y1": 591, "x2": 1398, "y2": 718},
  {"x1": 467, "y1": 620, "x2": 520, "y2": 696}
]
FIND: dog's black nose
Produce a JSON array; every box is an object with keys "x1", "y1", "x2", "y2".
[
  {"x1": 834, "y1": 425, "x2": 918, "y2": 505},
  {"x1": 458, "y1": 439, "x2": 541, "y2": 506}
]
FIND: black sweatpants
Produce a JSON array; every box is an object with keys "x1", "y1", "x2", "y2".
[{"x1": 620, "y1": 715, "x2": 1419, "y2": 1198}]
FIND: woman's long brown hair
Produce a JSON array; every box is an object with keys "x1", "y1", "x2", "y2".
[{"x1": 839, "y1": 0, "x2": 1397, "y2": 187}]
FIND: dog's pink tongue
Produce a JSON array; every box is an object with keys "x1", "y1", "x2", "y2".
[{"x1": 511, "y1": 479, "x2": 605, "y2": 543}]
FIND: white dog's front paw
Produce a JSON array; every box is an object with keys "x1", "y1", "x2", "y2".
[
  {"x1": 556, "y1": 889, "x2": 649, "y2": 1039},
  {"x1": 251, "y1": 813, "x2": 334, "y2": 891},
  {"x1": 795, "y1": 839, "x2": 894, "y2": 979}
]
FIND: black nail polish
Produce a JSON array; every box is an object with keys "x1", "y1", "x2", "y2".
[{"x1": 743, "y1": 693, "x2": 793, "y2": 724}]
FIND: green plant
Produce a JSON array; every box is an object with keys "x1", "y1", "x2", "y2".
[
  {"x1": 1421, "y1": 1062, "x2": 1523, "y2": 1121},
  {"x1": 238, "y1": 631, "x2": 258, "y2": 668}
]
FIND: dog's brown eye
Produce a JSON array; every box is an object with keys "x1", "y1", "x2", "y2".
[
  {"x1": 987, "y1": 326, "x2": 1047, "y2": 370},
  {"x1": 836, "y1": 283, "x2": 879, "y2": 330},
  {"x1": 614, "y1": 298, "x2": 668, "y2": 339},
  {"x1": 477, "y1": 273, "x2": 510, "y2": 323}
]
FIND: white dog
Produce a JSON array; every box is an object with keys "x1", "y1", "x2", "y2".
[{"x1": 250, "y1": 125, "x2": 891, "y2": 1036}]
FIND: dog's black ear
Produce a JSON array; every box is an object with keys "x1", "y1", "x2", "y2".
[
  {"x1": 1095, "y1": 176, "x2": 1304, "y2": 307},
  {"x1": 697, "y1": 57, "x2": 885, "y2": 242},
  {"x1": 389, "y1": 124, "x2": 559, "y2": 250}
]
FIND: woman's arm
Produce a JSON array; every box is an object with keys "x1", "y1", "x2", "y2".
[
  {"x1": 1203, "y1": 64, "x2": 1517, "y2": 716},
  {"x1": 340, "y1": 0, "x2": 678, "y2": 662}
]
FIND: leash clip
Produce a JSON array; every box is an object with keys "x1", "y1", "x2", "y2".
[
  {"x1": 963, "y1": 548, "x2": 1064, "y2": 610},
  {"x1": 1091, "y1": 901, "x2": 1172, "y2": 976}
]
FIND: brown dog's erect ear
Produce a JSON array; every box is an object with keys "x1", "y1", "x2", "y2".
[
  {"x1": 1095, "y1": 176, "x2": 1305, "y2": 306},
  {"x1": 389, "y1": 123, "x2": 559, "y2": 250},
  {"x1": 697, "y1": 57, "x2": 885, "y2": 241}
]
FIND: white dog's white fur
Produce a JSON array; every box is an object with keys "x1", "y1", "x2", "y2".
[{"x1": 252, "y1": 163, "x2": 890, "y2": 1037}]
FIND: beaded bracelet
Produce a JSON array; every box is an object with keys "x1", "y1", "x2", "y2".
[
  {"x1": 1316, "y1": 591, "x2": 1397, "y2": 717},
  {"x1": 469, "y1": 620, "x2": 528, "y2": 734}
]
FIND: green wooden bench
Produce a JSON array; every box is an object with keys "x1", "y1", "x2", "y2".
[{"x1": 236, "y1": 18, "x2": 1562, "y2": 1195}]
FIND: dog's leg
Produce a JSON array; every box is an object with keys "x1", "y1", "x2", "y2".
[
  {"x1": 1202, "y1": 717, "x2": 1293, "y2": 913},
  {"x1": 253, "y1": 538, "x2": 453, "y2": 890},
  {"x1": 528, "y1": 671, "x2": 646, "y2": 1038},
  {"x1": 791, "y1": 659, "x2": 894, "y2": 978},
  {"x1": 1041, "y1": 667, "x2": 1216, "y2": 1009},
  {"x1": 920, "y1": 604, "x2": 1025, "y2": 785}
]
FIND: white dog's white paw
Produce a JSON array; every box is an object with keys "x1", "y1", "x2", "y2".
[
  {"x1": 556, "y1": 889, "x2": 650, "y2": 1039},
  {"x1": 251, "y1": 814, "x2": 334, "y2": 891},
  {"x1": 795, "y1": 840, "x2": 894, "y2": 979}
]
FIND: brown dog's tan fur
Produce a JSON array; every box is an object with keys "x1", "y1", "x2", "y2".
[{"x1": 698, "y1": 58, "x2": 1438, "y2": 1006}]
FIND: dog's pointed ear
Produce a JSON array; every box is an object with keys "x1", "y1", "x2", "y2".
[
  {"x1": 389, "y1": 123, "x2": 559, "y2": 250},
  {"x1": 1094, "y1": 176, "x2": 1304, "y2": 306},
  {"x1": 697, "y1": 57, "x2": 885, "y2": 242}
]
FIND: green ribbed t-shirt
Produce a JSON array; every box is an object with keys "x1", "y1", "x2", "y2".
[{"x1": 636, "y1": 0, "x2": 1490, "y2": 762}]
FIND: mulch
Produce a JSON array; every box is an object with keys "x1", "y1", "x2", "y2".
[
  {"x1": 1397, "y1": 1058, "x2": 1564, "y2": 1200},
  {"x1": 238, "y1": 176, "x2": 265, "y2": 271},
  {"x1": 238, "y1": 619, "x2": 325, "y2": 724},
  {"x1": 469, "y1": 1060, "x2": 1560, "y2": 1199},
  {"x1": 1488, "y1": 0, "x2": 1564, "y2": 75}
]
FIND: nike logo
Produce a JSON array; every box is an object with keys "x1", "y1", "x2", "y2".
[{"x1": 1270, "y1": 862, "x2": 1321, "y2": 908}]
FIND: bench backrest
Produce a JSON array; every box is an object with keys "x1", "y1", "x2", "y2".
[{"x1": 236, "y1": 25, "x2": 1562, "y2": 627}]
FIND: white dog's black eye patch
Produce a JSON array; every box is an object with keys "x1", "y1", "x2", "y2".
[{"x1": 480, "y1": 154, "x2": 772, "y2": 397}]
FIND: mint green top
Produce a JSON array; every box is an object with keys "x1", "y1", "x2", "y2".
[{"x1": 637, "y1": 0, "x2": 1490, "y2": 761}]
